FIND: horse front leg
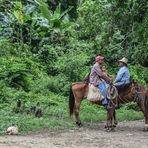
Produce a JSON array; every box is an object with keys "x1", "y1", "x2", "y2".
[
  {"x1": 74, "y1": 99, "x2": 83, "y2": 127},
  {"x1": 106, "y1": 109, "x2": 111, "y2": 129},
  {"x1": 144, "y1": 105, "x2": 148, "y2": 131},
  {"x1": 106, "y1": 108, "x2": 115, "y2": 131},
  {"x1": 144, "y1": 118, "x2": 148, "y2": 131},
  {"x1": 137, "y1": 100, "x2": 148, "y2": 131},
  {"x1": 113, "y1": 109, "x2": 118, "y2": 127},
  {"x1": 144, "y1": 95, "x2": 148, "y2": 131}
]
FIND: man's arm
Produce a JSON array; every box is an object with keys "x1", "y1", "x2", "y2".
[
  {"x1": 94, "y1": 66, "x2": 111, "y2": 82},
  {"x1": 114, "y1": 68, "x2": 125, "y2": 83}
]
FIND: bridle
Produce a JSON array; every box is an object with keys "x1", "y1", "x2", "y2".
[
  {"x1": 108, "y1": 82, "x2": 143, "y2": 108},
  {"x1": 131, "y1": 83, "x2": 144, "y2": 102}
]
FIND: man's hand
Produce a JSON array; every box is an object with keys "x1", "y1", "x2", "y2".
[{"x1": 110, "y1": 77, "x2": 113, "y2": 83}]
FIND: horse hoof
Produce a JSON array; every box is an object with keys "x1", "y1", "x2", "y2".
[
  {"x1": 110, "y1": 127, "x2": 115, "y2": 132},
  {"x1": 143, "y1": 128, "x2": 148, "y2": 132},
  {"x1": 106, "y1": 128, "x2": 112, "y2": 132},
  {"x1": 76, "y1": 121, "x2": 83, "y2": 127},
  {"x1": 105, "y1": 126, "x2": 111, "y2": 132},
  {"x1": 112, "y1": 124, "x2": 116, "y2": 128},
  {"x1": 105, "y1": 128, "x2": 110, "y2": 132},
  {"x1": 143, "y1": 124, "x2": 148, "y2": 132},
  {"x1": 114, "y1": 121, "x2": 118, "y2": 125},
  {"x1": 105, "y1": 126, "x2": 115, "y2": 132}
]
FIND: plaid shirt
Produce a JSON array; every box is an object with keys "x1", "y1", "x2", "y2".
[{"x1": 89, "y1": 63, "x2": 110, "y2": 86}]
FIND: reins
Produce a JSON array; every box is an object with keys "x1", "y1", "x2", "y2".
[
  {"x1": 107, "y1": 85, "x2": 118, "y2": 108},
  {"x1": 131, "y1": 83, "x2": 145, "y2": 102},
  {"x1": 118, "y1": 83, "x2": 143, "y2": 104},
  {"x1": 107, "y1": 85, "x2": 118, "y2": 100},
  {"x1": 118, "y1": 95, "x2": 130, "y2": 104},
  {"x1": 106, "y1": 83, "x2": 141, "y2": 107}
]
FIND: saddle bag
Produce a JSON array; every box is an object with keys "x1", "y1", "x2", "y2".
[{"x1": 87, "y1": 84, "x2": 104, "y2": 102}]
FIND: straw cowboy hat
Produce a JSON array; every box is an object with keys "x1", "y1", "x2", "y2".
[{"x1": 119, "y1": 57, "x2": 128, "y2": 65}]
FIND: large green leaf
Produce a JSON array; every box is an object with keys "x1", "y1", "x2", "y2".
[
  {"x1": 13, "y1": 10, "x2": 24, "y2": 26},
  {"x1": 13, "y1": 1, "x2": 24, "y2": 26},
  {"x1": 36, "y1": 0, "x2": 52, "y2": 22}
]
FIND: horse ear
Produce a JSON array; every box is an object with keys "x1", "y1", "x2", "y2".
[
  {"x1": 132, "y1": 80, "x2": 139, "y2": 88},
  {"x1": 132, "y1": 79, "x2": 136, "y2": 84}
]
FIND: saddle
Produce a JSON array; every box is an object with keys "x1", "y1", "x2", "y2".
[{"x1": 115, "y1": 82, "x2": 131, "y2": 92}]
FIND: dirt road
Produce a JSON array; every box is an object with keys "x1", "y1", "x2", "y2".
[{"x1": 0, "y1": 120, "x2": 148, "y2": 148}]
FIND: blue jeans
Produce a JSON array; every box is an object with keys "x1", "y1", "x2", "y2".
[{"x1": 98, "y1": 81, "x2": 109, "y2": 105}]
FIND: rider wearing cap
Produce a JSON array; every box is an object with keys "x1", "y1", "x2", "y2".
[
  {"x1": 89, "y1": 56, "x2": 111, "y2": 104},
  {"x1": 114, "y1": 57, "x2": 130, "y2": 90},
  {"x1": 89, "y1": 55, "x2": 111, "y2": 87}
]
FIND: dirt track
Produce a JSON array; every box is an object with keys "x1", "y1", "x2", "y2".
[{"x1": 0, "y1": 120, "x2": 148, "y2": 148}]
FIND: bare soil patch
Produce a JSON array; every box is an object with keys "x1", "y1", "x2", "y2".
[{"x1": 0, "y1": 120, "x2": 148, "y2": 148}]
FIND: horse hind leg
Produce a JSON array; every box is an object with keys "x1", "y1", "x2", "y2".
[{"x1": 74, "y1": 99, "x2": 83, "y2": 127}]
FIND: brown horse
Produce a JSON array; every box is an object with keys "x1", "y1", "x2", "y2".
[{"x1": 69, "y1": 81, "x2": 148, "y2": 131}]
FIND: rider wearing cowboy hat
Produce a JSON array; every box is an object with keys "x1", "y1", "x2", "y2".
[{"x1": 114, "y1": 57, "x2": 130, "y2": 90}]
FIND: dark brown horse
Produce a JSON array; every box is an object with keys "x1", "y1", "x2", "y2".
[{"x1": 69, "y1": 81, "x2": 148, "y2": 131}]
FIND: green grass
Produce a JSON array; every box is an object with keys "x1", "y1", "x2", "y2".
[
  {"x1": 0, "y1": 96, "x2": 144, "y2": 134},
  {"x1": 0, "y1": 106, "x2": 74, "y2": 134},
  {"x1": 116, "y1": 109, "x2": 143, "y2": 121},
  {"x1": 80, "y1": 100, "x2": 143, "y2": 122}
]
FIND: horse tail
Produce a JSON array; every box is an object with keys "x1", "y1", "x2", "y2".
[
  {"x1": 144, "y1": 91, "x2": 148, "y2": 118},
  {"x1": 69, "y1": 85, "x2": 75, "y2": 116}
]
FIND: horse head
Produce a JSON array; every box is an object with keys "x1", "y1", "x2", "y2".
[{"x1": 131, "y1": 80, "x2": 147, "y2": 103}]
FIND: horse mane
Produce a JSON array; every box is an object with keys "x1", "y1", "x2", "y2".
[
  {"x1": 132, "y1": 80, "x2": 147, "y2": 91},
  {"x1": 83, "y1": 72, "x2": 90, "y2": 83}
]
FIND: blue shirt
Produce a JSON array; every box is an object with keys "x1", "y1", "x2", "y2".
[{"x1": 114, "y1": 66, "x2": 130, "y2": 85}]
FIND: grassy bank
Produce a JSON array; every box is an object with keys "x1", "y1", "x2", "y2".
[{"x1": 0, "y1": 97, "x2": 143, "y2": 134}]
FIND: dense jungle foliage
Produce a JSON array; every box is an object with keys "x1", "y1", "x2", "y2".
[{"x1": 0, "y1": 0, "x2": 147, "y2": 133}]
